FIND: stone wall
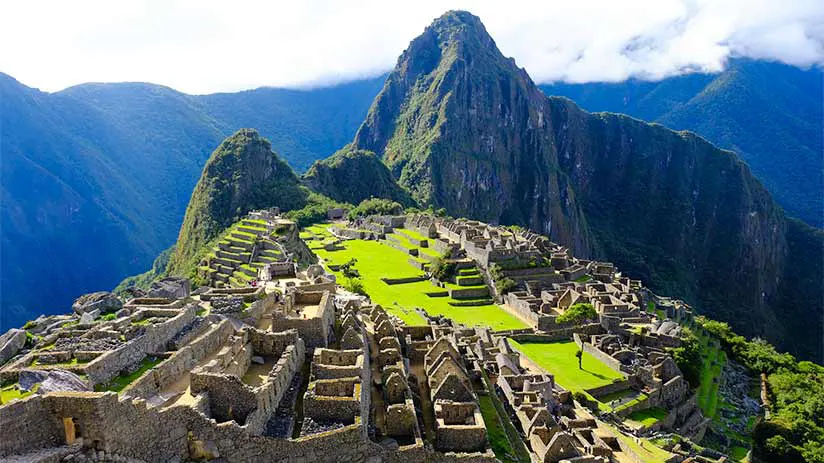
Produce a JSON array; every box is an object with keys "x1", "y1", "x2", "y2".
[
  {"x1": 585, "y1": 380, "x2": 632, "y2": 399},
  {"x1": 0, "y1": 395, "x2": 62, "y2": 456},
  {"x1": 83, "y1": 305, "x2": 196, "y2": 385},
  {"x1": 573, "y1": 333, "x2": 624, "y2": 374},
  {"x1": 0, "y1": 389, "x2": 498, "y2": 463},
  {"x1": 124, "y1": 320, "x2": 234, "y2": 399}
]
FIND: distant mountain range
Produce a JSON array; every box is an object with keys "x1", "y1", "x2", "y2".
[
  {"x1": 540, "y1": 59, "x2": 823, "y2": 228},
  {"x1": 0, "y1": 73, "x2": 384, "y2": 330},
  {"x1": 1, "y1": 24, "x2": 821, "y2": 350}
]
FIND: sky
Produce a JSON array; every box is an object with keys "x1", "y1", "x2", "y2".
[{"x1": 1, "y1": 0, "x2": 822, "y2": 94}]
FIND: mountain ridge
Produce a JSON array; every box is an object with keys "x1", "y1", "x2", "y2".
[{"x1": 312, "y1": 10, "x2": 822, "y2": 360}]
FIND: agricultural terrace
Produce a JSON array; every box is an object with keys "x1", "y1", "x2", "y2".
[{"x1": 302, "y1": 224, "x2": 527, "y2": 330}]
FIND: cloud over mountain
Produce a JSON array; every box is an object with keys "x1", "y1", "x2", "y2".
[{"x1": 1, "y1": 0, "x2": 821, "y2": 92}]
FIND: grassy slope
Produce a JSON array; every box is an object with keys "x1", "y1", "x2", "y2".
[{"x1": 305, "y1": 225, "x2": 526, "y2": 329}]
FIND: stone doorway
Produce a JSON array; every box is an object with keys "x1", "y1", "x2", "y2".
[{"x1": 63, "y1": 417, "x2": 80, "y2": 444}]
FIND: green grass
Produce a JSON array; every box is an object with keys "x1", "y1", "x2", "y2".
[
  {"x1": 509, "y1": 340, "x2": 623, "y2": 391},
  {"x1": 31, "y1": 357, "x2": 87, "y2": 367},
  {"x1": 574, "y1": 274, "x2": 592, "y2": 283},
  {"x1": 96, "y1": 357, "x2": 163, "y2": 393},
  {"x1": 696, "y1": 330, "x2": 726, "y2": 418},
  {"x1": 605, "y1": 423, "x2": 674, "y2": 463},
  {"x1": 393, "y1": 227, "x2": 429, "y2": 242},
  {"x1": 479, "y1": 371, "x2": 531, "y2": 463},
  {"x1": 729, "y1": 445, "x2": 749, "y2": 461},
  {"x1": 478, "y1": 394, "x2": 519, "y2": 463},
  {"x1": 628, "y1": 407, "x2": 668, "y2": 427},
  {"x1": 1, "y1": 383, "x2": 37, "y2": 403},
  {"x1": 310, "y1": 236, "x2": 526, "y2": 330}
]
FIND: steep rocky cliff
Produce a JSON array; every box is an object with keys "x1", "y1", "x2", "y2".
[
  {"x1": 303, "y1": 146, "x2": 413, "y2": 206},
  {"x1": 340, "y1": 10, "x2": 822, "y2": 360},
  {"x1": 166, "y1": 129, "x2": 307, "y2": 277}
]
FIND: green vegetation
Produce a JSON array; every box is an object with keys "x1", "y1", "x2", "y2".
[
  {"x1": 303, "y1": 146, "x2": 413, "y2": 206},
  {"x1": 509, "y1": 340, "x2": 623, "y2": 391},
  {"x1": 628, "y1": 407, "x2": 669, "y2": 427},
  {"x1": 284, "y1": 191, "x2": 351, "y2": 228},
  {"x1": 166, "y1": 129, "x2": 309, "y2": 279},
  {"x1": 478, "y1": 371, "x2": 531, "y2": 463},
  {"x1": 478, "y1": 394, "x2": 519, "y2": 463},
  {"x1": 670, "y1": 326, "x2": 701, "y2": 388},
  {"x1": 691, "y1": 317, "x2": 824, "y2": 462},
  {"x1": 347, "y1": 198, "x2": 404, "y2": 219},
  {"x1": 310, "y1": 234, "x2": 526, "y2": 330},
  {"x1": 605, "y1": 423, "x2": 674, "y2": 463},
  {"x1": 96, "y1": 357, "x2": 164, "y2": 393},
  {"x1": 430, "y1": 257, "x2": 456, "y2": 282},
  {"x1": 556, "y1": 303, "x2": 596, "y2": 325},
  {"x1": 0, "y1": 383, "x2": 38, "y2": 403}
]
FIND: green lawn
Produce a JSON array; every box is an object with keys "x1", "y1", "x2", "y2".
[
  {"x1": 509, "y1": 340, "x2": 623, "y2": 391},
  {"x1": 628, "y1": 407, "x2": 669, "y2": 427},
  {"x1": 310, "y1": 235, "x2": 526, "y2": 330}
]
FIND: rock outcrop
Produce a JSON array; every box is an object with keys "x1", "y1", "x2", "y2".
[
  {"x1": 72, "y1": 291, "x2": 122, "y2": 315},
  {"x1": 0, "y1": 329, "x2": 26, "y2": 365}
]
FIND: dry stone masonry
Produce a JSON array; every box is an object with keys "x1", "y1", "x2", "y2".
[{"x1": 0, "y1": 211, "x2": 731, "y2": 462}]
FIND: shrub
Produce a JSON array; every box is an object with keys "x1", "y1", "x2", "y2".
[
  {"x1": 347, "y1": 198, "x2": 403, "y2": 219},
  {"x1": 497, "y1": 277, "x2": 516, "y2": 294},
  {"x1": 556, "y1": 303, "x2": 597, "y2": 325},
  {"x1": 343, "y1": 278, "x2": 367, "y2": 296},
  {"x1": 670, "y1": 327, "x2": 701, "y2": 388},
  {"x1": 431, "y1": 257, "x2": 457, "y2": 282}
]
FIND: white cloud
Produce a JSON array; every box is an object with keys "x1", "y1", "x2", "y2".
[{"x1": 0, "y1": 0, "x2": 821, "y2": 94}]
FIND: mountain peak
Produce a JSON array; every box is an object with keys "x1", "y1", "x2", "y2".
[{"x1": 166, "y1": 129, "x2": 307, "y2": 277}]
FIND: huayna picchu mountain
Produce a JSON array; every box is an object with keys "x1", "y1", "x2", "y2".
[
  {"x1": 311, "y1": 10, "x2": 823, "y2": 361},
  {"x1": 166, "y1": 129, "x2": 308, "y2": 277}
]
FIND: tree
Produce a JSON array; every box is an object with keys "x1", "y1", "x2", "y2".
[
  {"x1": 576, "y1": 348, "x2": 583, "y2": 369},
  {"x1": 557, "y1": 303, "x2": 597, "y2": 325}
]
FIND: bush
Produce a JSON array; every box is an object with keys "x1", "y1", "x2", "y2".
[
  {"x1": 347, "y1": 198, "x2": 403, "y2": 219},
  {"x1": 340, "y1": 258, "x2": 359, "y2": 279},
  {"x1": 671, "y1": 327, "x2": 701, "y2": 388},
  {"x1": 497, "y1": 277, "x2": 516, "y2": 294},
  {"x1": 431, "y1": 257, "x2": 457, "y2": 282},
  {"x1": 343, "y1": 278, "x2": 367, "y2": 296},
  {"x1": 556, "y1": 303, "x2": 597, "y2": 325}
]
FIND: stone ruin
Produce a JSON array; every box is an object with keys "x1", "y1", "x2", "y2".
[{"x1": 0, "y1": 211, "x2": 730, "y2": 462}]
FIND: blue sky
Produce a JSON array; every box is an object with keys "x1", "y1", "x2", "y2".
[{"x1": 1, "y1": 0, "x2": 822, "y2": 94}]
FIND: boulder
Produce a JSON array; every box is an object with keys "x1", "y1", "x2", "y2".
[
  {"x1": 79, "y1": 309, "x2": 99, "y2": 325},
  {"x1": 306, "y1": 264, "x2": 324, "y2": 280},
  {"x1": 72, "y1": 291, "x2": 122, "y2": 315},
  {"x1": 115, "y1": 308, "x2": 131, "y2": 318},
  {"x1": 19, "y1": 369, "x2": 90, "y2": 393},
  {"x1": 0, "y1": 329, "x2": 27, "y2": 364},
  {"x1": 148, "y1": 277, "x2": 191, "y2": 299}
]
